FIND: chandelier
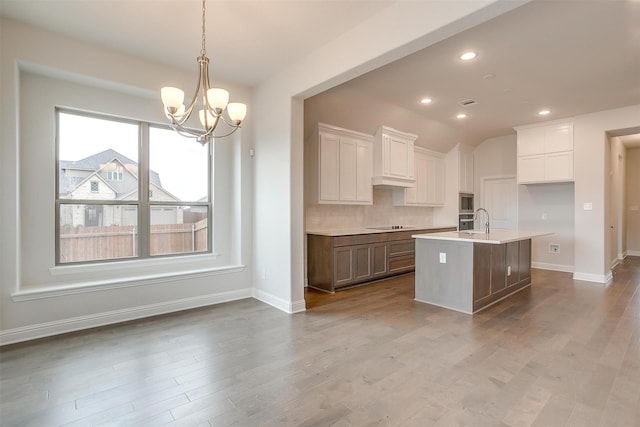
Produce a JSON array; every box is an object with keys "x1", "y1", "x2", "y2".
[{"x1": 160, "y1": 0, "x2": 247, "y2": 144}]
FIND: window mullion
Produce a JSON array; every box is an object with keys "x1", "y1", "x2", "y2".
[{"x1": 139, "y1": 122, "x2": 150, "y2": 257}]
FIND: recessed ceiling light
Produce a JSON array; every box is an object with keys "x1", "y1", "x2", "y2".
[
  {"x1": 460, "y1": 51, "x2": 477, "y2": 61},
  {"x1": 420, "y1": 98, "x2": 433, "y2": 104},
  {"x1": 538, "y1": 109, "x2": 551, "y2": 116},
  {"x1": 457, "y1": 113, "x2": 467, "y2": 119}
]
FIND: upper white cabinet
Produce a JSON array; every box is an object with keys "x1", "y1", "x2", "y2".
[
  {"x1": 458, "y1": 145, "x2": 474, "y2": 193},
  {"x1": 515, "y1": 121, "x2": 573, "y2": 184},
  {"x1": 393, "y1": 147, "x2": 445, "y2": 206},
  {"x1": 308, "y1": 123, "x2": 373, "y2": 205},
  {"x1": 372, "y1": 126, "x2": 417, "y2": 187}
]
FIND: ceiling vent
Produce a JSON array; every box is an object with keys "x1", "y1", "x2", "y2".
[{"x1": 458, "y1": 99, "x2": 478, "y2": 107}]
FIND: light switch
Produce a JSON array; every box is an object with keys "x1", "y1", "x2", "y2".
[
  {"x1": 439, "y1": 252, "x2": 446, "y2": 263},
  {"x1": 583, "y1": 202, "x2": 593, "y2": 211}
]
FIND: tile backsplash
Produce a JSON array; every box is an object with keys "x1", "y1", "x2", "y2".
[{"x1": 305, "y1": 187, "x2": 435, "y2": 229}]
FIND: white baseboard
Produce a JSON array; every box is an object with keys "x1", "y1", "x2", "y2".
[
  {"x1": 627, "y1": 250, "x2": 640, "y2": 257},
  {"x1": 573, "y1": 271, "x2": 613, "y2": 284},
  {"x1": 0, "y1": 288, "x2": 252, "y2": 346},
  {"x1": 531, "y1": 262, "x2": 574, "y2": 273},
  {"x1": 252, "y1": 289, "x2": 306, "y2": 314}
]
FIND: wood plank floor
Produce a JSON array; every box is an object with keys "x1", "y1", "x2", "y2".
[{"x1": 1, "y1": 258, "x2": 639, "y2": 426}]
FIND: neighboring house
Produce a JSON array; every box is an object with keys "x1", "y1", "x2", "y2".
[{"x1": 59, "y1": 149, "x2": 183, "y2": 227}]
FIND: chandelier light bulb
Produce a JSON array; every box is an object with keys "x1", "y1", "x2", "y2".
[
  {"x1": 199, "y1": 109, "x2": 216, "y2": 129},
  {"x1": 161, "y1": 87, "x2": 185, "y2": 109},
  {"x1": 207, "y1": 88, "x2": 229, "y2": 111},
  {"x1": 227, "y1": 103, "x2": 247, "y2": 123}
]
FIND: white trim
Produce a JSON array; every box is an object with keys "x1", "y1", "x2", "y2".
[
  {"x1": 611, "y1": 259, "x2": 621, "y2": 270},
  {"x1": 13, "y1": 265, "x2": 245, "y2": 301},
  {"x1": 1, "y1": 288, "x2": 252, "y2": 346},
  {"x1": 627, "y1": 250, "x2": 640, "y2": 257},
  {"x1": 531, "y1": 262, "x2": 574, "y2": 273},
  {"x1": 49, "y1": 252, "x2": 221, "y2": 276},
  {"x1": 252, "y1": 288, "x2": 306, "y2": 314},
  {"x1": 573, "y1": 271, "x2": 613, "y2": 284}
]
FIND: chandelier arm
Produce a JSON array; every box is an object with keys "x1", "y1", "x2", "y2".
[
  {"x1": 218, "y1": 115, "x2": 242, "y2": 128},
  {"x1": 207, "y1": 126, "x2": 241, "y2": 139}
]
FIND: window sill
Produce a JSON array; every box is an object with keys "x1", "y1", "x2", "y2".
[{"x1": 13, "y1": 263, "x2": 245, "y2": 302}]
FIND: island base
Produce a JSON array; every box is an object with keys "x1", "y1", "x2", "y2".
[{"x1": 415, "y1": 239, "x2": 531, "y2": 314}]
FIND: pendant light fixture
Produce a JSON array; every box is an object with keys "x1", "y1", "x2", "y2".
[{"x1": 161, "y1": 0, "x2": 247, "y2": 144}]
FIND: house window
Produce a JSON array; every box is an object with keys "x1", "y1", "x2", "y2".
[
  {"x1": 56, "y1": 110, "x2": 212, "y2": 264},
  {"x1": 107, "y1": 171, "x2": 123, "y2": 181}
]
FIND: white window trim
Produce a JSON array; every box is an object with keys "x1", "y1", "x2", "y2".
[{"x1": 13, "y1": 258, "x2": 239, "y2": 302}]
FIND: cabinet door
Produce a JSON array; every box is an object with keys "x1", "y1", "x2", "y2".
[
  {"x1": 473, "y1": 244, "x2": 492, "y2": 303},
  {"x1": 338, "y1": 137, "x2": 357, "y2": 201},
  {"x1": 517, "y1": 127, "x2": 545, "y2": 156},
  {"x1": 544, "y1": 151, "x2": 573, "y2": 182},
  {"x1": 491, "y1": 244, "x2": 507, "y2": 293},
  {"x1": 518, "y1": 239, "x2": 531, "y2": 282},
  {"x1": 506, "y1": 241, "x2": 519, "y2": 287},
  {"x1": 353, "y1": 245, "x2": 372, "y2": 281},
  {"x1": 386, "y1": 134, "x2": 413, "y2": 179},
  {"x1": 319, "y1": 133, "x2": 340, "y2": 201},
  {"x1": 544, "y1": 123, "x2": 573, "y2": 153},
  {"x1": 408, "y1": 151, "x2": 427, "y2": 204},
  {"x1": 355, "y1": 140, "x2": 373, "y2": 202},
  {"x1": 371, "y1": 243, "x2": 388, "y2": 278},
  {"x1": 334, "y1": 246, "x2": 354, "y2": 287},
  {"x1": 518, "y1": 154, "x2": 544, "y2": 183},
  {"x1": 425, "y1": 153, "x2": 445, "y2": 205},
  {"x1": 459, "y1": 149, "x2": 474, "y2": 193}
]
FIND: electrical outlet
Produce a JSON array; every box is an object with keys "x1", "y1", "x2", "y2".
[
  {"x1": 541, "y1": 213, "x2": 548, "y2": 220},
  {"x1": 439, "y1": 252, "x2": 446, "y2": 263},
  {"x1": 549, "y1": 244, "x2": 560, "y2": 254}
]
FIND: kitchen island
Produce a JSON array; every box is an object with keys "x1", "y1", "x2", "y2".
[{"x1": 412, "y1": 230, "x2": 551, "y2": 314}]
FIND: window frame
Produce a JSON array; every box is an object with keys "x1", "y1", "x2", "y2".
[{"x1": 55, "y1": 108, "x2": 213, "y2": 266}]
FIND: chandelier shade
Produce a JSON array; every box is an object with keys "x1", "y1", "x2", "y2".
[{"x1": 161, "y1": 0, "x2": 247, "y2": 144}]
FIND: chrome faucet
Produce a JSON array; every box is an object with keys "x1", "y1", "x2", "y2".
[{"x1": 474, "y1": 208, "x2": 490, "y2": 234}]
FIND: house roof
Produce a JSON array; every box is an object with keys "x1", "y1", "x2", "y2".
[{"x1": 59, "y1": 149, "x2": 163, "y2": 194}]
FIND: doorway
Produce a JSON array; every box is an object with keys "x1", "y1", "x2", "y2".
[{"x1": 607, "y1": 128, "x2": 640, "y2": 268}]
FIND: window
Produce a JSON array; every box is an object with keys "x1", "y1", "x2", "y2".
[
  {"x1": 107, "y1": 171, "x2": 123, "y2": 181},
  {"x1": 56, "y1": 110, "x2": 212, "y2": 264}
]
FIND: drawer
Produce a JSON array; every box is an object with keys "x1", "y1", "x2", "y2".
[
  {"x1": 387, "y1": 254, "x2": 415, "y2": 274},
  {"x1": 387, "y1": 239, "x2": 415, "y2": 257},
  {"x1": 333, "y1": 233, "x2": 386, "y2": 247}
]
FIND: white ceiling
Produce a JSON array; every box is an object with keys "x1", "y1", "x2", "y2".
[
  {"x1": 2, "y1": 0, "x2": 639, "y2": 147},
  {"x1": 0, "y1": 0, "x2": 394, "y2": 86}
]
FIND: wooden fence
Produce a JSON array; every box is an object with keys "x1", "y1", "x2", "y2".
[{"x1": 59, "y1": 218, "x2": 208, "y2": 263}]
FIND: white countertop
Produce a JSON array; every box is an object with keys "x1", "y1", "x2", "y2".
[
  {"x1": 413, "y1": 229, "x2": 553, "y2": 244},
  {"x1": 306, "y1": 224, "x2": 457, "y2": 237}
]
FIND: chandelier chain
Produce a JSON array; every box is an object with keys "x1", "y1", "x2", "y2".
[{"x1": 200, "y1": 0, "x2": 206, "y2": 56}]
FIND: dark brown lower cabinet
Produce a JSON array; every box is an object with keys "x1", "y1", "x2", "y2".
[
  {"x1": 307, "y1": 227, "x2": 455, "y2": 292},
  {"x1": 472, "y1": 239, "x2": 532, "y2": 312}
]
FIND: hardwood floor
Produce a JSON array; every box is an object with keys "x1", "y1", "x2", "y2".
[{"x1": 1, "y1": 258, "x2": 639, "y2": 426}]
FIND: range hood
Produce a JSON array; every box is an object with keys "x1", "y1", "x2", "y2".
[{"x1": 372, "y1": 125, "x2": 417, "y2": 188}]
